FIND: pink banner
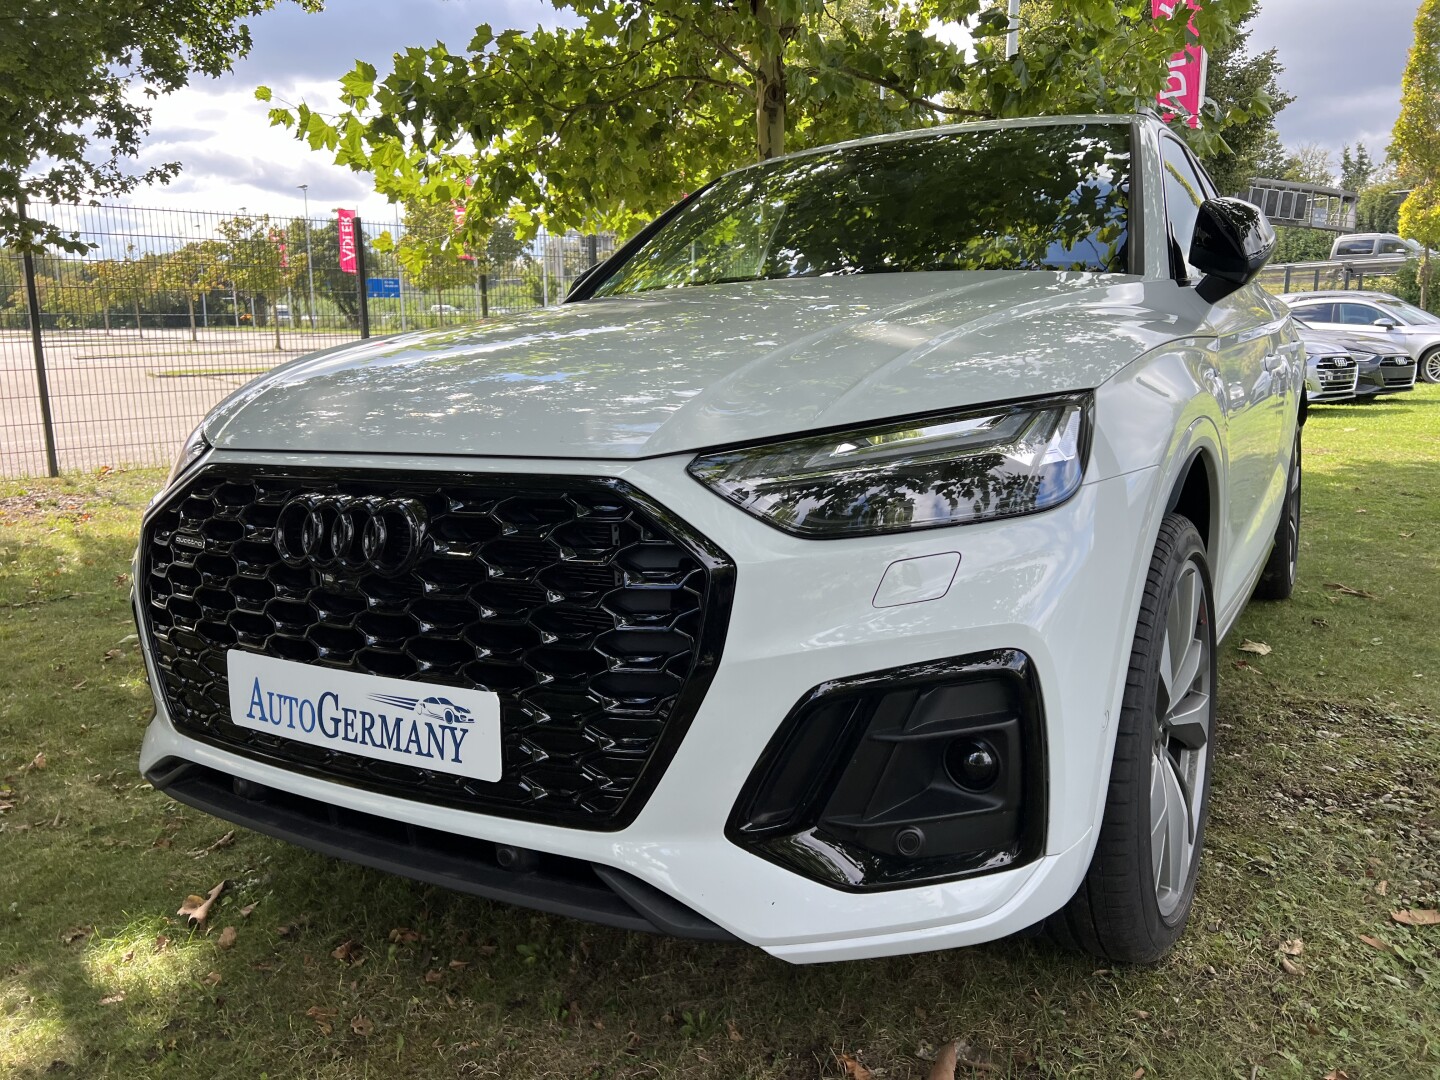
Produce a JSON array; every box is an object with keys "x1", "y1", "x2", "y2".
[
  {"x1": 1152, "y1": 0, "x2": 1207, "y2": 130},
  {"x1": 337, "y1": 208, "x2": 357, "y2": 274}
]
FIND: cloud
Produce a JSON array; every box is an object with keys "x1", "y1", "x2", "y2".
[{"x1": 1247, "y1": 0, "x2": 1416, "y2": 158}]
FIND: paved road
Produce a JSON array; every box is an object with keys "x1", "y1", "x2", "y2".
[{"x1": 1, "y1": 328, "x2": 359, "y2": 477}]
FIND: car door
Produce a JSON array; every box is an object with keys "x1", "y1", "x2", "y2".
[
  {"x1": 1159, "y1": 137, "x2": 1291, "y2": 611},
  {"x1": 1332, "y1": 301, "x2": 1404, "y2": 351}
]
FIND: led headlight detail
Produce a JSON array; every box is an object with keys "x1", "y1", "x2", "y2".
[{"x1": 687, "y1": 394, "x2": 1091, "y2": 538}]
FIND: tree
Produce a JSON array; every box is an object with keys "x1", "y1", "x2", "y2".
[
  {"x1": 157, "y1": 240, "x2": 226, "y2": 341},
  {"x1": 1, "y1": 0, "x2": 319, "y2": 254},
  {"x1": 1187, "y1": 8, "x2": 1290, "y2": 195},
  {"x1": 93, "y1": 250, "x2": 157, "y2": 336},
  {"x1": 216, "y1": 213, "x2": 291, "y2": 348},
  {"x1": 1393, "y1": 0, "x2": 1440, "y2": 307},
  {"x1": 1283, "y1": 144, "x2": 1337, "y2": 188},
  {"x1": 262, "y1": 0, "x2": 1256, "y2": 247},
  {"x1": 1339, "y1": 144, "x2": 1375, "y2": 192}
]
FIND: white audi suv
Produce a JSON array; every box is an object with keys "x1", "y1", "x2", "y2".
[{"x1": 136, "y1": 114, "x2": 1301, "y2": 965}]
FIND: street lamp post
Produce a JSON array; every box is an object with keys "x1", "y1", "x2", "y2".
[{"x1": 298, "y1": 184, "x2": 317, "y2": 329}]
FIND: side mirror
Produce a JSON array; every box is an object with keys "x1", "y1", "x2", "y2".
[
  {"x1": 1374, "y1": 318, "x2": 1399, "y2": 330},
  {"x1": 1188, "y1": 197, "x2": 1276, "y2": 304}
]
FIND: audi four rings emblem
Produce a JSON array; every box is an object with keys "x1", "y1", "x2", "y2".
[{"x1": 274, "y1": 495, "x2": 428, "y2": 576}]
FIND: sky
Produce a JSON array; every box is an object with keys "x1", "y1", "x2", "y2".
[{"x1": 121, "y1": 0, "x2": 1421, "y2": 221}]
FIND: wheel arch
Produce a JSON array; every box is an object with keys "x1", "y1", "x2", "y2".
[{"x1": 1163, "y1": 444, "x2": 1220, "y2": 557}]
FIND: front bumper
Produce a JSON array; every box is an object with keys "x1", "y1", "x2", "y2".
[
  {"x1": 1354, "y1": 356, "x2": 1417, "y2": 396},
  {"x1": 138, "y1": 449, "x2": 1157, "y2": 962}
]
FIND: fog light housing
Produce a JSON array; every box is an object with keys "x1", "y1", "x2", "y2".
[{"x1": 727, "y1": 650, "x2": 1046, "y2": 890}]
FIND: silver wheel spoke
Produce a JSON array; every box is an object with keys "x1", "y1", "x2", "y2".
[
  {"x1": 1166, "y1": 690, "x2": 1209, "y2": 751},
  {"x1": 1172, "y1": 637, "x2": 1203, "y2": 702}
]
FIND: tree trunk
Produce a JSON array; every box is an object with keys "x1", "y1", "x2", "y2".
[
  {"x1": 273, "y1": 298, "x2": 282, "y2": 350},
  {"x1": 187, "y1": 294, "x2": 197, "y2": 343},
  {"x1": 133, "y1": 295, "x2": 143, "y2": 340},
  {"x1": 1424, "y1": 245, "x2": 1431, "y2": 311},
  {"x1": 751, "y1": 0, "x2": 787, "y2": 161},
  {"x1": 102, "y1": 306, "x2": 110, "y2": 334}
]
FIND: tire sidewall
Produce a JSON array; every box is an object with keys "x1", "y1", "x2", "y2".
[{"x1": 1122, "y1": 521, "x2": 1218, "y2": 941}]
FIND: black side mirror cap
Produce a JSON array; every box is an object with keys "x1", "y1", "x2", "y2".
[{"x1": 1188, "y1": 197, "x2": 1276, "y2": 304}]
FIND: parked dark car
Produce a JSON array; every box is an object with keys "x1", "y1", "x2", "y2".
[{"x1": 1292, "y1": 323, "x2": 1415, "y2": 401}]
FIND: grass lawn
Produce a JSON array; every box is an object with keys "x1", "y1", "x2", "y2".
[{"x1": 2, "y1": 389, "x2": 1437, "y2": 1079}]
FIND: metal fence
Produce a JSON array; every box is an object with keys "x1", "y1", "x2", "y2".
[{"x1": 1, "y1": 202, "x2": 613, "y2": 477}]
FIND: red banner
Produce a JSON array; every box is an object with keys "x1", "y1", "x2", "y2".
[
  {"x1": 1153, "y1": 0, "x2": 1206, "y2": 130},
  {"x1": 337, "y1": 208, "x2": 357, "y2": 274}
]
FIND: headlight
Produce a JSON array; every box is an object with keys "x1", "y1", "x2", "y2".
[
  {"x1": 687, "y1": 393, "x2": 1091, "y2": 538},
  {"x1": 165, "y1": 424, "x2": 210, "y2": 486}
]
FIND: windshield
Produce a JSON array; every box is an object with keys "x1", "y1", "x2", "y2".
[
  {"x1": 592, "y1": 123, "x2": 1132, "y2": 297},
  {"x1": 1374, "y1": 297, "x2": 1440, "y2": 325}
]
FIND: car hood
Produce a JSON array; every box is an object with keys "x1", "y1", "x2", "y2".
[
  {"x1": 206, "y1": 272, "x2": 1204, "y2": 460},
  {"x1": 1294, "y1": 325, "x2": 1382, "y2": 358}
]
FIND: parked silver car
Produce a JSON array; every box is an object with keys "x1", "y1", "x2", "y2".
[
  {"x1": 1279, "y1": 291, "x2": 1440, "y2": 384},
  {"x1": 1295, "y1": 329, "x2": 1359, "y2": 403}
]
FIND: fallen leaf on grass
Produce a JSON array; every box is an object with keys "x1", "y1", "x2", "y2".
[
  {"x1": 238, "y1": 902, "x2": 257, "y2": 918},
  {"x1": 101, "y1": 649, "x2": 122, "y2": 663},
  {"x1": 1324, "y1": 582, "x2": 1378, "y2": 600},
  {"x1": 1279, "y1": 938, "x2": 1303, "y2": 956},
  {"x1": 304, "y1": 1005, "x2": 338, "y2": 1035},
  {"x1": 447, "y1": 958, "x2": 469, "y2": 970},
  {"x1": 202, "y1": 971, "x2": 221, "y2": 986},
  {"x1": 423, "y1": 969, "x2": 444, "y2": 985},
  {"x1": 98, "y1": 992, "x2": 125, "y2": 1006},
  {"x1": 387, "y1": 927, "x2": 420, "y2": 944},
  {"x1": 1311, "y1": 617, "x2": 1328, "y2": 628},
  {"x1": 0, "y1": 801, "x2": 13, "y2": 814},
  {"x1": 1133, "y1": 1070, "x2": 1147, "y2": 1079},
  {"x1": 1280, "y1": 956, "x2": 1304, "y2": 976},
  {"x1": 330, "y1": 939, "x2": 361, "y2": 964},
  {"x1": 1238, "y1": 639, "x2": 1272, "y2": 656},
  {"x1": 1375, "y1": 880, "x2": 1388, "y2": 897},
  {"x1": 350, "y1": 1015, "x2": 374, "y2": 1037},
  {"x1": 216, "y1": 926, "x2": 237, "y2": 950},
  {"x1": 726, "y1": 1018, "x2": 742, "y2": 1042},
  {"x1": 154, "y1": 934, "x2": 169, "y2": 953},
  {"x1": 25, "y1": 752, "x2": 45, "y2": 772},
  {"x1": 1324, "y1": 1071, "x2": 1351, "y2": 1080},
  {"x1": 1358, "y1": 934, "x2": 1394, "y2": 953},
  {"x1": 150, "y1": 836, "x2": 172, "y2": 850},
  {"x1": 835, "y1": 1052, "x2": 873, "y2": 1080},
  {"x1": 1391, "y1": 908, "x2": 1440, "y2": 927},
  {"x1": 59, "y1": 926, "x2": 91, "y2": 945},
  {"x1": 177, "y1": 881, "x2": 226, "y2": 929}
]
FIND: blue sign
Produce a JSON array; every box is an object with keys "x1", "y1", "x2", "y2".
[{"x1": 367, "y1": 277, "x2": 401, "y2": 299}]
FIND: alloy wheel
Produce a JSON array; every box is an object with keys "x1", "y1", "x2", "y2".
[
  {"x1": 1150, "y1": 560, "x2": 1212, "y2": 918},
  {"x1": 1425, "y1": 351, "x2": 1440, "y2": 384}
]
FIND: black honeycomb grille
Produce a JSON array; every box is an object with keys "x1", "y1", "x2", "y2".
[{"x1": 138, "y1": 465, "x2": 733, "y2": 829}]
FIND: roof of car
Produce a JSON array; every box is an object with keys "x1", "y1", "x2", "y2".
[
  {"x1": 731, "y1": 113, "x2": 1153, "y2": 172},
  {"x1": 1278, "y1": 291, "x2": 1402, "y2": 302}
]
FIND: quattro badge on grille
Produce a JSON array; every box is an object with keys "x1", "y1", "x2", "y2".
[{"x1": 274, "y1": 494, "x2": 427, "y2": 576}]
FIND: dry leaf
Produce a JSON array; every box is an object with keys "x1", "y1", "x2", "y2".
[
  {"x1": 423, "y1": 969, "x2": 444, "y2": 985},
  {"x1": 1324, "y1": 582, "x2": 1378, "y2": 600},
  {"x1": 101, "y1": 648, "x2": 122, "y2": 662},
  {"x1": 330, "y1": 939, "x2": 361, "y2": 963},
  {"x1": 1133, "y1": 1070, "x2": 1147, "y2": 1079},
  {"x1": 1358, "y1": 934, "x2": 1394, "y2": 953},
  {"x1": 1279, "y1": 938, "x2": 1303, "y2": 956},
  {"x1": 726, "y1": 1018, "x2": 742, "y2": 1042},
  {"x1": 305, "y1": 1005, "x2": 338, "y2": 1035},
  {"x1": 928, "y1": 1040, "x2": 958, "y2": 1080},
  {"x1": 1134, "y1": 1010, "x2": 1151, "y2": 1020},
  {"x1": 238, "y1": 902, "x2": 257, "y2": 918},
  {"x1": 26, "y1": 752, "x2": 46, "y2": 772},
  {"x1": 202, "y1": 971, "x2": 221, "y2": 986},
  {"x1": 1375, "y1": 880, "x2": 1388, "y2": 897},
  {"x1": 1324, "y1": 1071, "x2": 1351, "y2": 1080},
  {"x1": 177, "y1": 880, "x2": 226, "y2": 928},
  {"x1": 1238, "y1": 640, "x2": 1272, "y2": 656},
  {"x1": 1391, "y1": 908, "x2": 1440, "y2": 926},
  {"x1": 836, "y1": 1052, "x2": 873, "y2": 1080},
  {"x1": 98, "y1": 992, "x2": 125, "y2": 1006},
  {"x1": 60, "y1": 926, "x2": 91, "y2": 945},
  {"x1": 154, "y1": 934, "x2": 169, "y2": 953},
  {"x1": 388, "y1": 927, "x2": 420, "y2": 944},
  {"x1": 151, "y1": 836, "x2": 172, "y2": 850},
  {"x1": 350, "y1": 1015, "x2": 374, "y2": 1037},
  {"x1": 1280, "y1": 956, "x2": 1304, "y2": 976},
  {"x1": 447, "y1": 958, "x2": 469, "y2": 970},
  {"x1": 216, "y1": 926, "x2": 237, "y2": 950}
]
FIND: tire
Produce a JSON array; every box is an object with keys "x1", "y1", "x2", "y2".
[
  {"x1": 1047, "y1": 514, "x2": 1216, "y2": 963},
  {"x1": 1253, "y1": 430, "x2": 1302, "y2": 601},
  {"x1": 1420, "y1": 348, "x2": 1440, "y2": 385}
]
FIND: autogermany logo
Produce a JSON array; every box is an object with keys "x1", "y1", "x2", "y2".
[{"x1": 274, "y1": 494, "x2": 427, "y2": 576}]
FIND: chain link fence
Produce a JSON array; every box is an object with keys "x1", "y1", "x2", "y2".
[{"x1": 1, "y1": 202, "x2": 613, "y2": 477}]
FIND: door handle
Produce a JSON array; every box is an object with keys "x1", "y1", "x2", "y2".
[{"x1": 1263, "y1": 353, "x2": 1283, "y2": 372}]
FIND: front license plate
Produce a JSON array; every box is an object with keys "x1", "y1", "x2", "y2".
[{"x1": 226, "y1": 651, "x2": 502, "y2": 782}]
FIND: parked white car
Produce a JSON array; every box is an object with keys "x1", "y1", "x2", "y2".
[
  {"x1": 1279, "y1": 290, "x2": 1440, "y2": 383},
  {"x1": 136, "y1": 113, "x2": 1301, "y2": 965}
]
